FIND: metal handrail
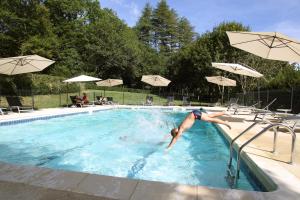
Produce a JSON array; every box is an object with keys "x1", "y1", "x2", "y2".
[
  {"x1": 227, "y1": 120, "x2": 267, "y2": 168},
  {"x1": 234, "y1": 123, "x2": 296, "y2": 184}
]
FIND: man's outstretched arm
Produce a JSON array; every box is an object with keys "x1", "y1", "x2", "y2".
[{"x1": 166, "y1": 127, "x2": 184, "y2": 150}]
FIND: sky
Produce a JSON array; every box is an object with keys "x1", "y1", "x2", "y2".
[{"x1": 100, "y1": 0, "x2": 300, "y2": 39}]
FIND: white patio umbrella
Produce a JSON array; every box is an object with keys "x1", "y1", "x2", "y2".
[
  {"x1": 63, "y1": 75, "x2": 101, "y2": 106},
  {"x1": 0, "y1": 55, "x2": 55, "y2": 75},
  {"x1": 212, "y1": 62, "x2": 264, "y2": 105},
  {"x1": 212, "y1": 63, "x2": 263, "y2": 78},
  {"x1": 96, "y1": 79, "x2": 123, "y2": 103},
  {"x1": 0, "y1": 55, "x2": 55, "y2": 108},
  {"x1": 206, "y1": 76, "x2": 236, "y2": 104},
  {"x1": 63, "y1": 75, "x2": 101, "y2": 83},
  {"x1": 226, "y1": 31, "x2": 300, "y2": 62}
]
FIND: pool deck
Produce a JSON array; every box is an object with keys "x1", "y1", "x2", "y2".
[{"x1": 0, "y1": 105, "x2": 299, "y2": 200}]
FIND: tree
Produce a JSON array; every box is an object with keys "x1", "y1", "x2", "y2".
[
  {"x1": 135, "y1": 3, "x2": 153, "y2": 46},
  {"x1": 152, "y1": 0, "x2": 178, "y2": 54},
  {"x1": 168, "y1": 38, "x2": 212, "y2": 96},
  {"x1": 0, "y1": 0, "x2": 56, "y2": 57},
  {"x1": 177, "y1": 17, "x2": 195, "y2": 48}
]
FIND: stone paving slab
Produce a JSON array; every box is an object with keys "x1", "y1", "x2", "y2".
[
  {"x1": 74, "y1": 174, "x2": 138, "y2": 200},
  {"x1": 130, "y1": 180, "x2": 197, "y2": 200}
]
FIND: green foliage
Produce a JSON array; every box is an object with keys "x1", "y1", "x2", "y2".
[
  {"x1": 135, "y1": 0, "x2": 196, "y2": 55},
  {"x1": 135, "y1": 3, "x2": 153, "y2": 46},
  {"x1": 268, "y1": 66, "x2": 300, "y2": 89},
  {"x1": 177, "y1": 17, "x2": 196, "y2": 48},
  {"x1": 31, "y1": 74, "x2": 79, "y2": 94},
  {"x1": 168, "y1": 39, "x2": 212, "y2": 95}
]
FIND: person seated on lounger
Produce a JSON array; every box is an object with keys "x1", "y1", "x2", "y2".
[
  {"x1": 167, "y1": 110, "x2": 231, "y2": 150},
  {"x1": 82, "y1": 93, "x2": 89, "y2": 104}
]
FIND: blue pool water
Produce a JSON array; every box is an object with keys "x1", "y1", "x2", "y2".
[{"x1": 0, "y1": 108, "x2": 264, "y2": 191}]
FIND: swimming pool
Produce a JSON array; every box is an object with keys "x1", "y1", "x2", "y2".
[{"x1": 0, "y1": 108, "x2": 264, "y2": 191}]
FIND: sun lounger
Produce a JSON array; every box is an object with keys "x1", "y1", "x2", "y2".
[
  {"x1": 226, "y1": 98, "x2": 239, "y2": 111},
  {"x1": 166, "y1": 96, "x2": 175, "y2": 106},
  {"x1": 252, "y1": 98, "x2": 277, "y2": 121},
  {"x1": 231, "y1": 101, "x2": 260, "y2": 115},
  {"x1": 106, "y1": 97, "x2": 115, "y2": 105},
  {"x1": 182, "y1": 96, "x2": 191, "y2": 106},
  {"x1": 95, "y1": 96, "x2": 105, "y2": 105},
  {"x1": 0, "y1": 107, "x2": 8, "y2": 115},
  {"x1": 144, "y1": 96, "x2": 153, "y2": 106},
  {"x1": 6, "y1": 96, "x2": 33, "y2": 113}
]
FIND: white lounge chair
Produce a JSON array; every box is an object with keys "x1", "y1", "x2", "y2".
[{"x1": 253, "y1": 98, "x2": 277, "y2": 121}]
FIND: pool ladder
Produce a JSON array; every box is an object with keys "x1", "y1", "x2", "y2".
[{"x1": 226, "y1": 120, "x2": 296, "y2": 188}]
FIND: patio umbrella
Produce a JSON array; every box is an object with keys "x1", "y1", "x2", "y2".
[
  {"x1": 0, "y1": 55, "x2": 55, "y2": 75},
  {"x1": 212, "y1": 63, "x2": 263, "y2": 78},
  {"x1": 96, "y1": 79, "x2": 123, "y2": 87},
  {"x1": 0, "y1": 55, "x2": 55, "y2": 108},
  {"x1": 96, "y1": 79, "x2": 123, "y2": 103},
  {"x1": 206, "y1": 76, "x2": 236, "y2": 104},
  {"x1": 63, "y1": 75, "x2": 101, "y2": 83},
  {"x1": 212, "y1": 62, "x2": 263, "y2": 105},
  {"x1": 63, "y1": 75, "x2": 101, "y2": 105},
  {"x1": 141, "y1": 75, "x2": 171, "y2": 87},
  {"x1": 226, "y1": 31, "x2": 300, "y2": 62},
  {"x1": 141, "y1": 75, "x2": 171, "y2": 104}
]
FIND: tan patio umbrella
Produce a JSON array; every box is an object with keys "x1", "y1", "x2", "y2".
[
  {"x1": 206, "y1": 76, "x2": 236, "y2": 104},
  {"x1": 0, "y1": 55, "x2": 55, "y2": 108},
  {"x1": 141, "y1": 75, "x2": 171, "y2": 104},
  {"x1": 226, "y1": 31, "x2": 300, "y2": 62},
  {"x1": 96, "y1": 79, "x2": 123, "y2": 103},
  {"x1": 96, "y1": 79, "x2": 123, "y2": 87},
  {"x1": 141, "y1": 75, "x2": 171, "y2": 87},
  {"x1": 0, "y1": 55, "x2": 55, "y2": 75}
]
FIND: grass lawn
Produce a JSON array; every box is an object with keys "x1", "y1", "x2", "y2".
[{"x1": 0, "y1": 89, "x2": 203, "y2": 109}]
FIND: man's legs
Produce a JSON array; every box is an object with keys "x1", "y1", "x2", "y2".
[
  {"x1": 201, "y1": 113, "x2": 231, "y2": 129},
  {"x1": 206, "y1": 111, "x2": 226, "y2": 118}
]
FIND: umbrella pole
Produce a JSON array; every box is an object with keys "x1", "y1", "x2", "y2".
[
  {"x1": 158, "y1": 87, "x2": 160, "y2": 105},
  {"x1": 67, "y1": 83, "x2": 69, "y2": 107},
  {"x1": 227, "y1": 87, "x2": 230, "y2": 102},
  {"x1": 222, "y1": 85, "x2": 224, "y2": 105},
  {"x1": 257, "y1": 81, "x2": 260, "y2": 107},
  {"x1": 79, "y1": 83, "x2": 81, "y2": 96},
  {"x1": 122, "y1": 86, "x2": 124, "y2": 105},
  {"x1": 291, "y1": 87, "x2": 294, "y2": 111},
  {"x1": 31, "y1": 74, "x2": 35, "y2": 109}
]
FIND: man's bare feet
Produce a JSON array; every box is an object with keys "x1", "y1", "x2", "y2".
[{"x1": 223, "y1": 111, "x2": 232, "y2": 117}]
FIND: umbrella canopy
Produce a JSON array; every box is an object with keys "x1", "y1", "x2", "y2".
[
  {"x1": 205, "y1": 76, "x2": 236, "y2": 86},
  {"x1": 63, "y1": 75, "x2": 101, "y2": 83},
  {"x1": 212, "y1": 62, "x2": 263, "y2": 78},
  {"x1": 141, "y1": 75, "x2": 171, "y2": 87},
  {"x1": 0, "y1": 55, "x2": 55, "y2": 75},
  {"x1": 226, "y1": 31, "x2": 300, "y2": 62},
  {"x1": 96, "y1": 79, "x2": 123, "y2": 87},
  {"x1": 206, "y1": 76, "x2": 236, "y2": 105}
]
